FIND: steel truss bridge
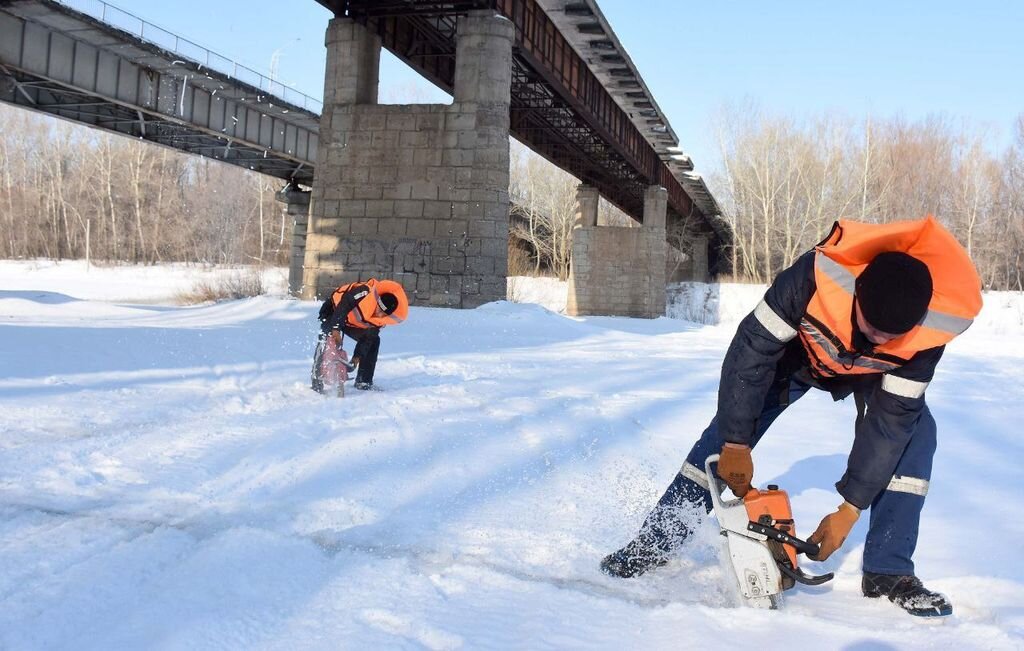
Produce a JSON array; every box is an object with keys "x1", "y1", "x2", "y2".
[
  {"x1": 0, "y1": 0, "x2": 727, "y2": 266},
  {"x1": 319, "y1": 0, "x2": 727, "y2": 255}
]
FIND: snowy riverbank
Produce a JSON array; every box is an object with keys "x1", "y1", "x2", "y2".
[{"x1": 2, "y1": 262, "x2": 1022, "y2": 649}]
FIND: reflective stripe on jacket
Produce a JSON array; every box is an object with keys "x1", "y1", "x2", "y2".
[{"x1": 718, "y1": 216, "x2": 982, "y2": 508}]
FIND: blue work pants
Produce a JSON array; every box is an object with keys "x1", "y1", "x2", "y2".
[{"x1": 640, "y1": 379, "x2": 936, "y2": 575}]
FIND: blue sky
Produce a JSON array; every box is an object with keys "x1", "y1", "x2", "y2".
[{"x1": 105, "y1": 0, "x2": 1022, "y2": 172}]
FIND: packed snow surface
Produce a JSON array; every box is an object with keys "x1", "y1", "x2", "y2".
[{"x1": 1, "y1": 261, "x2": 1023, "y2": 650}]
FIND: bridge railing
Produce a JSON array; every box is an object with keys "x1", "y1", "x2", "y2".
[{"x1": 55, "y1": 0, "x2": 324, "y2": 114}]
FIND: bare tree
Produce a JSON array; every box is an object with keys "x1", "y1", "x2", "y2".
[
  {"x1": 2, "y1": 101, "x2": 1022, "y2": 289},
  {"x1": 0, "y1": 103, "x2": 290, "y2": 267},
  {"x1": 993, "y1": 115, "x2": 1024, "y2": 290},
  {"x1": 1, "y1": 127, "x2": 18, "y2": 257},
  {"x1": 708, "y1": 103, "x2": 1022, "y2": 288},
  {"x1": 665, "y1": 207, "x2": 701, "y2": 281},
  {"x1": 508, "y1": 140, "x2": 579, "y2": 280}
]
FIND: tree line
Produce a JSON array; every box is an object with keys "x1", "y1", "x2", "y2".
[
  {"x1": 508, "y1": 107, "x2": 1024, "y2": 291},
  {"x1": 3, "y1": 102, "x2": 1022, "y2": 290},
  {"x1": 0, "y1": 104, "x2": 289, "y2": 266},
  {"x1": 712, "y1": 104, "x2": 1024, "y2": 290}
]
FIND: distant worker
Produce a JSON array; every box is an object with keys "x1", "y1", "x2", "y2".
[
  {"x1": 311, "y1": 278, "x2": 409, "y2": 393},
  {"x1": 600, "y1": 216, "x2": 982, "y2": 618}
]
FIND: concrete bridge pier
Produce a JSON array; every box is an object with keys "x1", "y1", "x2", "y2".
[
  {"x1": 573, "y1": 185, "x2": 600, "y2": 229},
  {"x1": 690, "y1": 236, "x2": 710, "y2": 282},
  {"x1": 666, "y1": 233, "x2": 710, "y2": 283},
  {"x1": 274, "y1": 183, "x2": 311, "y2": 296},
  {"x1": 567, "y1": 185, "x2": 667, "y2": 318},
  {"x1": 300, "y1": 12, "x2": 514, "y2": 307}
]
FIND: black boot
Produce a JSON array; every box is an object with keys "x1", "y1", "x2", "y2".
[
  {"x1": 601, "y1": 498, "x2": 696, "y2": 579},
  {"x1": 862, "y1": 572, "x2": 953, "y2": 617},
  {"x1": 600, "y1": 536, "x2": 670, "y2": 578}
]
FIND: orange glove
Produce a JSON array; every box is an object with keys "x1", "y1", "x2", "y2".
[
  {"x1": 808, "y1": 502, "x2": 860, "y2": 561},
  {"x1": 717, "y1": 442, "x2": 753, "y2": 497}
]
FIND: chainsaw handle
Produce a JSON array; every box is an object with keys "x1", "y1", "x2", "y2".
[
  {"x1": 746, "y1": 521, "x2": 821, "y2": 557},
  {"x1": 704, "y1": 454, "x2": 742, "y2": 509}
]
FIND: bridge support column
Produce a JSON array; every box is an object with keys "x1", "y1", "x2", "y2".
[
  {"x1": 301, "y1": 13, "x2": 513, "y2": 308},
  {"x1": 574, "y1": 184, "x2": 599, "y2": 228},
  {"x1": 642, "y1": 186, "x2": 668, "y2": 316},
  {"x1": 275, "y1": 184, "x2": 311, "y2": 297},
  {"x1": 323, "y1": 17, "x2": 380, "y2": 106},
  {"x1": 567, "y1": 185, "x2": 667, "y2": 318},
  {"x1": 690, "y1": 235, "x2": 709, "y2": 282}
]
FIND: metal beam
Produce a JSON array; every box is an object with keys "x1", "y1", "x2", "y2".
[{"x1": 0, "y1": 0, "x2": 320, "y2": 185}]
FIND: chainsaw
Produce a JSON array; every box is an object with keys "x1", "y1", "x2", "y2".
[{"x1": 705, "y1": 454, "x2": 834, "y2": 609}]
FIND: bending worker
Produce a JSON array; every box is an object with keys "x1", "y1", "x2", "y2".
[
  {"x1": 312, "y1": 278, "x2": 408, "y2": 392},
  {"x1": 601, "y1": 216, "x2": 982, "y2": 618}
]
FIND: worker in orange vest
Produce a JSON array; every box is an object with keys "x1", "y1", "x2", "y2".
[
  {"x1": 601, "y1": 216, "x2": 982, "y2": 618},
  {"x1": 311, "y1": 278, "x2": 409, "y2": 392}
]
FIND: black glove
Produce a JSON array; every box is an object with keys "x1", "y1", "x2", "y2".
[{"x1": 317, "y1": 298, "x2": 334, "y2": 322}]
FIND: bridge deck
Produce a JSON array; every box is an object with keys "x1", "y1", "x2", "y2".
[{"x1": 0, "y1": 0, "x2": 320, "y2": 184}]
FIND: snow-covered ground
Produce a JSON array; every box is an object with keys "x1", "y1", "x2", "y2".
[
  {"x1": 0, "y1": 260, "x2": 290, "y2": 304},
  {"x1": 1, "y1": 261, "x2": 1023, "y2": 650}
]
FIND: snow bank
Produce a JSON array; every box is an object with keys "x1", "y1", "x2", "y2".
[
  {"x1": 667, "y1": 281, "x2": 766, "y2": 326},
  {"x1": 505, "y1": 274, "x2": 1024, "y2": 333},
  {"x1": 667, "y1": 281, "x2": 1024, "y2": 334},
  {"x1": 507, "y1": 275, "x2": 568, "y2": 313},
  {"x1": 0, "y1": 259, "x2": 289, "y2": 304}
]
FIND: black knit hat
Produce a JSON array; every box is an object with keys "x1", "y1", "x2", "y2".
[
  {"x1": 378, "y1": 292, "x2": 399, "y2": 315},
  {"x1": 855, "y1": 252, "x2": 933, "y2": 334}
]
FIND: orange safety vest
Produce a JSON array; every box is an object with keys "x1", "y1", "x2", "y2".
[
  {"x1": 330, "y1": 278, "x2": 409, "y2": 329},
  {"x1": 799, "y1": 216, "x2": 982, "y2": 379}
]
